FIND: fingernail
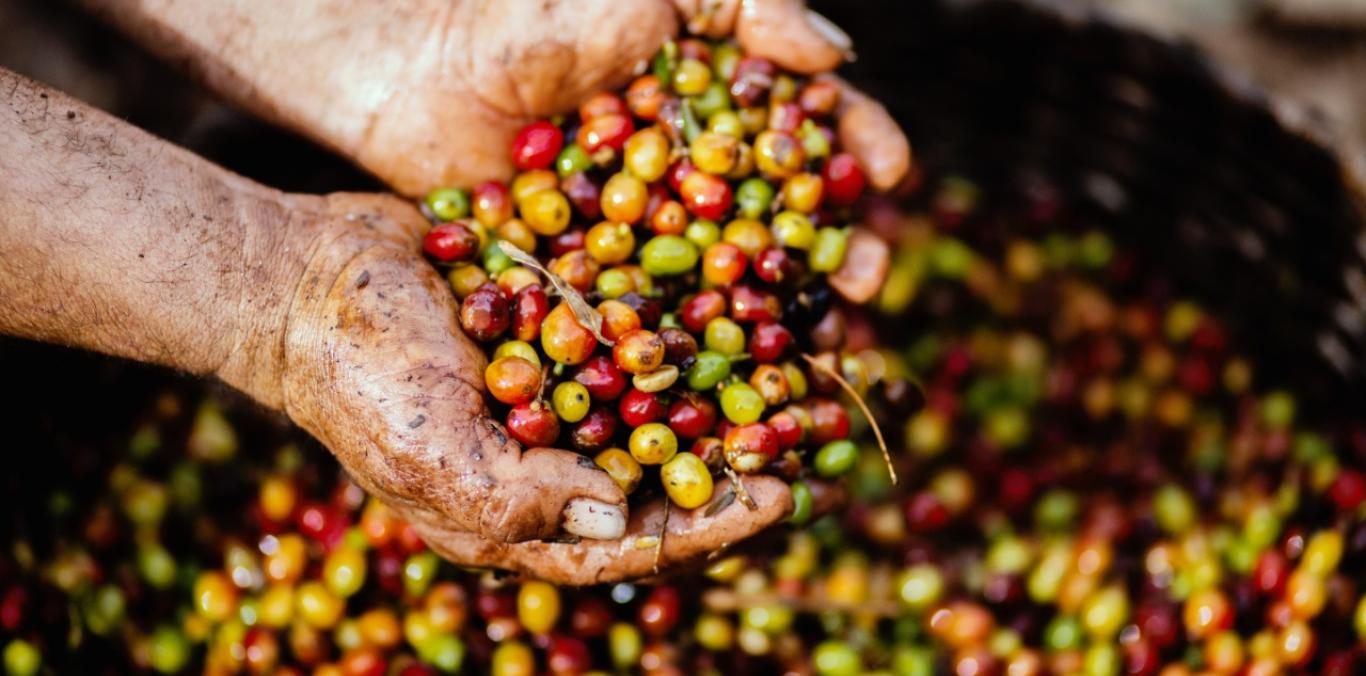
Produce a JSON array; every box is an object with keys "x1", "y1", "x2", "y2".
[
  {"x1": 804, "y1": 10, "x2": 853, "y2": 54},
  {"x1": 562, "y1": 499, "x2": 626, "y2": 540}
]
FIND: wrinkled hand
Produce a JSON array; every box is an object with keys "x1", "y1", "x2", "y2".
[
  {"x1": 357, "y1": 0, "x2": 910, "y2": 195},
  {"x1": 87, "y1": 0, "x2": 909, "y2": 198},
  {"x1": 231, "y1": 193, "x2": 826, "y2": 584}
]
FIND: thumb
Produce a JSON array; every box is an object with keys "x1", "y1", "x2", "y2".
[{"x1": 471, "y1": 444, "x2": 629, "y2": 543}]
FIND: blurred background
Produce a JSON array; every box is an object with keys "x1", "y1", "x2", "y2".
[{"x1": 4, "y1": 1, "x2": 1366, "y2": 674}]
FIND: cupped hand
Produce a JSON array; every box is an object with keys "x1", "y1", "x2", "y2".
[
  {"x1": 229, "y1": 192, "x2": 812, "y2": 584},
  {"x1": 358, "y1": 0, "x2": 910, "y2": 195},
  {"x1": 92, "y1": 0, "x2": 909, "y2": 197}
]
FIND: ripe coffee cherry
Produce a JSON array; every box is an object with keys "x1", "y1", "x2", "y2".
[
  {"x1": 729, "y1": 57, "x2": 776, "y2": 107},
  {"x1": 748, "y1": 322, "x2": 793, "y2": 363},
  {"x1": 822, "y1": 153, "x2": 866, "y2": 206},
  {"x1": 612, "y1": 330, "x2": 666, "y2": 375},
  {"x1": 619, "y1": 389, "x2": 666, "y2": 428},
  {"x1": 579, "y1": 92, "x2": 628, "y2": 121},
  {"x1": 459, "y1": 283, "x2": 510, "y2": 342},
  {"x1": 723, "y1": 423, "x2": 779, "y2": 473},
  {"x1": 680, "y1": 290, "x2": 728, "y2": 333},
  {"x1": 807, "y1": 398, "x2": 850, "y2": 445},
  {"x1": 511, "y1": 284, "x2": 549, "y2": 342},
  {"x1": 511, "y1": 120, "x2": 564, "y2": 171},
  {"x1": 484, "y1": 357, "x2": 542, "y2": 406},
  {"x1": 571, "y1": 407, "x2": 618, "y2": 452},
  {"x1": 680, "y1": 171, "x2": 733, "y2": 221},
  {"x1": 560, "y1": 172, "x2": 602, "y2": 221},
  {"x1": 754, "y1": 247, "x2": 798, "y2": 284},
  {"x1": 767, "y1": 411, "x2": 804, "y2": 450},
  {"x1": 637, "y1": 586, "x2": 681, "y2": 637},
  {"x1": 541, "y1": 303, "x2": 597, "y2": 365},
  {"x1": 506, "y1": 403, "x2": 560, "y2": 447},
  {"x1": 730, "y1": 286, "x2": 781, "y2": 323},
  {"x1": 574, "y1": 356, "x2": 628, "y2": 402},
  {"x1": 472, "y1": 181, "x2": 513, "y2": 228},
  {"x1": 668, "y1": 397, "x2": 719, "y2": 439},
  {"x1": 577, "y1": 114, "x2": 634, "y2": 160},
  {"x1": 423, "y1": 222, "x2": 481, "y2": 263}
]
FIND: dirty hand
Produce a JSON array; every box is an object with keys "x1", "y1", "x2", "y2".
[
  {"x1": 0, "y1": 71, "x2": 842, "y2": 584},
  {"x1": 251, "y1": 192, "x2": 827, "y2": 584},
  {"x1": 83, "y1": 0, "x2": 911, "y2": 196}
]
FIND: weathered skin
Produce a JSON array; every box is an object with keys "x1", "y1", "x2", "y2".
[
  {"x1": 0, "y1": 70, "x2": 795, "y2": 581},
  {"x1": 79, "y1": 0, "x2": 909, "y2": 195},
  {"x1": 1, "y1": 0, "x2": 909, "y2": 584}
]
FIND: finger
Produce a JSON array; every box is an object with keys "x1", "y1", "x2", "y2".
[
  {"x1": 435, "y1": 419, "x2": 628, "y2": 545},
  {"x1": 734, "y1": 0, "x2": 851, "y2": 74},
  {"x1": 414, "y1": 475, "x2": 792, "y2": 585},
  {"x1": 497, "y1": 447, "x2": 628, "y2": 542},
  {"x1": 671, "y1": 0, "x2": 742, "y2": 38},
  {"x1": 829, "y1": 227, "x2": 890, "y2": 304},
  {"x1": 820, "y1": 74, "x2": 912, "y2": 192}
]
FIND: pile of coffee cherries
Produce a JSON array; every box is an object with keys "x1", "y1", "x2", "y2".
[
  {"x1": 659, "y1": 179, "x2": 1366, "y2": 676},
  {"x1": 419, "y1": 37, "x2": 890, "y2": 517},
  {"x1": 3, "y1": 173, "x2": 1366, "y2": 675}
]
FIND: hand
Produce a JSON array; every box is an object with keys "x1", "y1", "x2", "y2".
[
  {"x1": 84, "y1": 0, "x2": 911, "y2": 196},
  {"x1": 226, "y1": 192, "x2": 815, "y2": 584}
]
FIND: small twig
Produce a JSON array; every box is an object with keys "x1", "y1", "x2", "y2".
[
  {"x1": 497, "y1": 241, "x2": 612, "y2": 345},
  {"x1": 704, "y1": 487, "x2": 737, "y2": 517},
  {"x1": 652, "y1": 500, "x2": 670, "y2": 575},
  {"x1": 723, "y1": 467, "x2": 758, "y2": 510},
  {"x1": 801, "y1": 353, "x2": 897, "y2": 484}
]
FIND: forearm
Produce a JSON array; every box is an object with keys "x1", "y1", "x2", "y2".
[{"x1": 0, "y1": 68, "x2": 301, "y2": 401}]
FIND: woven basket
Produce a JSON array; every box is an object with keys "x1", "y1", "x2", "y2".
[{"x1": 817, "y1": 0, "x2": 1366, "y2": 410}]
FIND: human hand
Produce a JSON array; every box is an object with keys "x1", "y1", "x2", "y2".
[
  {"x1": 224, "y1": 192, "x2": 827, "y2": 584},
  {"x1": 84, "y1": 0, "x2": 911, "y2": 196}
]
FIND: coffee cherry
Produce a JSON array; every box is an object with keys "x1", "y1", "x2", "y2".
[
  {"x1": 423, "y1": 222, "x2": 481, "y2": 263},
  {"x1": 669, "y1": 397, "x2": 719, "y2": 439},
  {"x1": 618, "y1": 389, "x2": 666, "y2": 428},
  {"x1": 681, "y1": 290, "x2": 728, "y2": 333},
  {"x1": 754, "y1": 130, "x2": 804, "y2": 179},
  {"x1": 574, "y1": 355, "x2": 628, "y2": 402},
  {"x1": 571, "y1": 408, "x2": 618, "y2": 452},
  {"x1": 629, "y1": 423, "x2": 678, "y2": 465},
  {"x1": 425, "y1": 186, "x2": 471, "y2": 221},
  {"x1": 551, "y1": 382, "x2": 591, "y2": 423},
  {"x1": 661, "y1": 453, "x2": 714, "y2": 509},
  {"x1": 660, "y1": 328, "x2": 699, "y2": 366},
  {"x1": 506, "y1": 403, "x2": 560, "y2": 447},
  {"x1": 460, "y1": 284, "x2": 511, "y2": 342},
  {"x1": 748, "y1": 321, "x2": 793, "y2": 363},
  {"x1": 594, "y1": 448, "x2": 643, "y2": 494},
  {"x1": 822, "y1": 153, "x2": 866, "y2": 206},
  {"x1": 541, "y1": 303, "x2": 597, "y2": 365},
  {"x1": 613, "y1": 330, "x2": 666, "y2": 375},
  {"x1": 510, "y1": 284, "x2": 549, "y2": 342},
  {"x1": 680, "y1": 171, "x2": 733, "y2": 221},
  {"x1": 473, "y1": 181, "x2": 513, "y2": 228},
  {"x1": 749, "y1": 364, "x2": 790, "y2": 406},
  {"x1": 484, "y1": 357, "x2": 541, "y2": 405},
  {"x1": 724, "y1": 423, "x2": 779, "y2": 473},
  {"x1": 511, "y1": 120, "x2": 564, "y2": 171}
]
